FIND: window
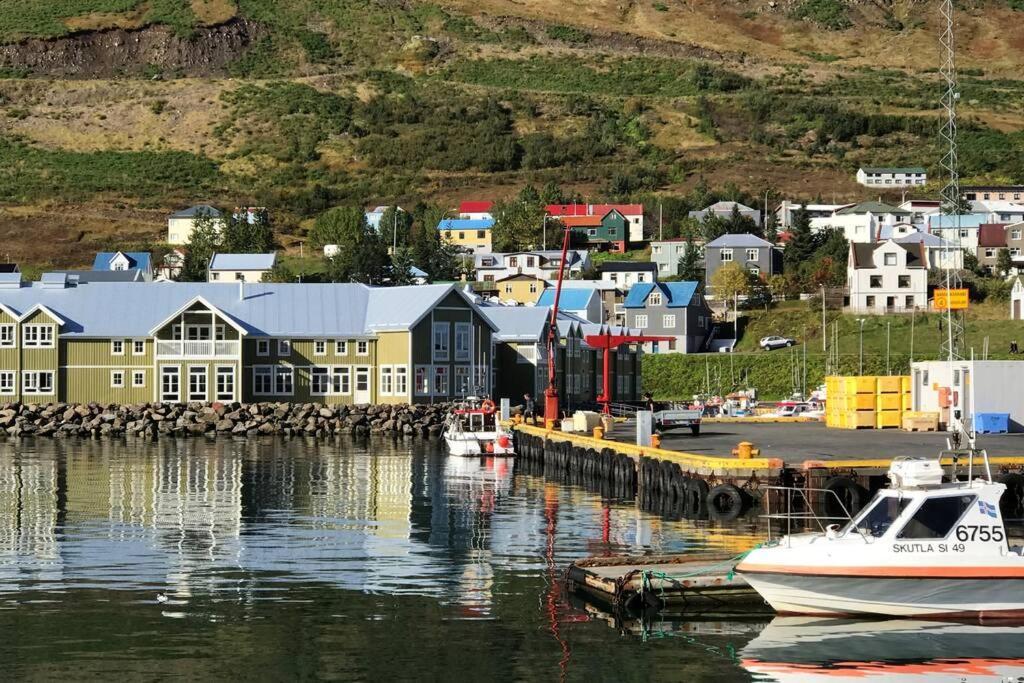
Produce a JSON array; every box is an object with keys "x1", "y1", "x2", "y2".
[
  {"x1": 111, "y1": 370, "x2": 125, "y2": 388},
  {"x1": 314, "y1": 340, "x2": 326, "y2": 356},
  {"x1": 433, "y1": 366, "x2": 449, "y2": 396},
  {"x1": 395, "y1": 366, "x2": 408, "y2": 396},
  {"x1": 953, "y1": 369, "x2": 961, "y2": 387},
  {"x1": 311, "y1": 367, "x2": 331, "y2": 396},
  {"x1": 111, "y1": 340, "x2": 124, "y2": 355},
  {"x1": 960, "y1": 229, "x2": 969, "y2": 239},
  {"x1": 517, "y1": 345, "x2": 537, "y2": 364},
  {"x1": 216, "y1": 366, "x2": 234, "y2": 400},
  {"x1": 336, "y1": 340, "x2": 348, "y2": 355},
  {"x1": 898, "y1": 275, "x2": 911, "y2": 288},
  {"x1": 332, "y1": 366, "x2": 351, "y2": 395},
  {"x1": 652, "y1": 246, "x2": 662, "y2": 255},
  {"x1": 869, "y1": 275, "x2": 883, "y2": 288},
  {"x1": 133, "y1": 340, "x2": 145, "y2": 356},
  {"x1": 215, "y1": 325, "x2": 226, "y2": 341},
  {"x1": 211, "y1": 272, "x2": 220, "y2": 281},
  {"x1": 433, "y1": 323, "x2": 450, "y2": 361},
  {"x1": 1013, "y1": 248, "x2": 1022, "y2": 258},
  {"x1": 254, "y1": 367, "x2": 273, "y2": 395},
  {"x1": 455, "y1": 323, "x2": 471, "y2": 361},
  {"x1": 745, "y1": 248, "x2": 759, "y2": 262},
  {"x1": 477, "y1": 230, "x2": 486, "y2": 239},
  {"x1": 844, "y1": 496, "x2": 911, "y2": 538},
  {"x1": 905, "y1": 295, "x2": 915, "y2": 309},
  {"x1": 278, "y1": 339, "x2": 291, "y2": 356},
  {"x1": 22, "y1": 371, "x2": 54, "y2": 395},
  {"x1": 453, "y1": 366, "x2": 471, "y2": 396},
  {"x1": 133, "y1": 371, "x2": 146, "y2": 388},
  {"x1": 188, "y1": 366, "x2": 207, "y2": 401},
  {"x1": 504, "y1": 284, "x2": 513, "y2": 294},
  {"x1": 275, "y1": 367, "x2": 293, "y2": 395},
  {"x1": 529, "y1": 283, "x2": 538, "y2": 293},
  {"x1": 898, "y1": 495, "x2": 976, "y2": 539},
  {"x1": 380, "y1": 366, "x2": 394, "y2": 396},
  {"x1": 256, "y1": 340, "x2": 270, "y2": 356},
  {"x1": 635, "y1": 315, "x2": 648, "y2": 329},
  {"x1": 750, "y1": 267, "x2": 760, "y2": 276},
  {"x1": 720, "y1": 249, "x2": 733, "y2": 262},
  {"x1": 0, "y1": 371, "x2": 13, "y2": 394},
  {"x1": 357, "y1": 341, "x2": 368, "y2": 356},
  {"x1": 985, "y1": 248, "x2": 996, "y2": 258},
  {"x1": 23, "y1": 325, "x2": 54, "y2": 348},
  {"x1": 1013, "y1": 230, "x2": 1022, "y2": 241},
  {"x1": 587, "y1": 229, "x2": 597, "y2": 237},
  {"x1": 458, "y1": 232, "x2": 465, "y2": 240},
  {"x1": 883, "y1": 253, "x2": 897, "y2": 266},
  {"x1": 866, "y1": 296, "x2": 876, "y2": 307},
  {"x1": 415, "y1": 366, "x2": 430, "y2": 396},
  {"x1": 649, "y1": 292, "x2": 662, "y2": 306},
  {"x1": 0, "y1": 324, "x2": 13, "y2": 348},
  {"x1": 663, "y1": 314, "x2": 677, "y2": 328},
  {"x1": 509, "y1": 257, "x2": 518, "y2": 267}
]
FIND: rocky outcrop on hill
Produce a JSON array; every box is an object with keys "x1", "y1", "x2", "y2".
[
  {"x1": 0, "y1": 401, "x2": 454, "y2": 439},
  {"x1": 0, "y1": 18, "x2": 262, "y2": 78}
]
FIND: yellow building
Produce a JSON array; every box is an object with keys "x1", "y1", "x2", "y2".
[
  {"x1": 439, "y1": 218, "x2": 494, "y2": 254},
  {"x1": 493, "y1": 274, "x2": 548, "y2": 304}
]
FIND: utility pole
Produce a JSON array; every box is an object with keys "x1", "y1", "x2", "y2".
[
  {"x1": 659, "y1": 203, "x2": 663, "y2": 241},
  {"x1": 886, "y1": 320, "x2": 891, "y2": 376},
  {"x1": 821, "y1": 284, "x2": 827, "y2": 353},
  {"x1": 858, "y1": 318, "x2": 866, "y2": 376}
]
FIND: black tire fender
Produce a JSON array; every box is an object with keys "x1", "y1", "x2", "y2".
[
  {"x1": 707, "y1": 483, "x2": 746, "y2": 521},
  {"x1": 823, "y1": 476, "x2": 867, "y2": 518}
]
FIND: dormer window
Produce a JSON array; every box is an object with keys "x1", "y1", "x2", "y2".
[
  {"x1": 884, "y1": 253, "x2": 897, "y2": 266},
  {"x1": 649, "y1": 293, "x2": 662, "y2": 306}
]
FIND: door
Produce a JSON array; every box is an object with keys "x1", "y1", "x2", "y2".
[
  {"x1": 160, "y1": 366, "x2": 180, "y2": 402},
  {"x1": 354, "y1": 366, "x2": 371, "y2": 404}
]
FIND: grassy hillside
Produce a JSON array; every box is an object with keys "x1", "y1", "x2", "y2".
[
  {"x1": 643, "y1": 301, "x2": 1024, "y2": 400},
  {"x1": 0, "y1": 0, "x2": 1023, "y2": 268}
]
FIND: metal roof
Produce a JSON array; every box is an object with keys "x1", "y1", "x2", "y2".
[
  {"x1": 92, "y1": 251, "x2": 151, "y2": 272},
  {"x1": 0, "y1": 282, "x2": 476, "y2": 338},
  {"x1": 705, "y1": 233, "x2": 774, "y2": 248},
  {"x1": 536, "y1": 288, "x2": 598, "y2": 310},
  {"x1": 859, "y1": 167, "x2": 927, "y2": 174},
  {"x1": 479, "y1": 306, "x2": 551, "y2": 342},
  {"x1": 437, "y1": 218, "x2": 495, "y2": 231},
  {"x1": 835, "y1": 201, "x2": 910, "y2": 216},
  {"x1": 927, "y1": 214, "x2": 990, "y2": 229},
  {"x1": 208, "y1": 253, "x2": 277, "y2": 271},
  {"x1": 623, "y1": 282, "x2": 699, "y2": 308},
  {"x1": 170, "y1": 205, "x2": 222, "y2": 219}
]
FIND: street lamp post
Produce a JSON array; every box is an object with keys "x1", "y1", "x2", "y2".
[{"x1": 857, "y1": 318, "x2": 867, "y2": 375}]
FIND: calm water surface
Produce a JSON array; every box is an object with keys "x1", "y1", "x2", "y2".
[{"x1": 2, "y1": 437, "x2": 1023, "y2": 682}]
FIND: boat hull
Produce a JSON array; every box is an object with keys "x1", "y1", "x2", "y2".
[{"x1": 740, "y1": 570, "x2": 1024, "y2": 618}]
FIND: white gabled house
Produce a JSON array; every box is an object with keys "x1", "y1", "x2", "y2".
[{"x1": 847, "y1": 239, "x2": 928, "y2": 314}]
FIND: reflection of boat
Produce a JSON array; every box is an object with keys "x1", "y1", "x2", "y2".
[
  {"x1": 443, "y1": 398, "x2": 515, "y2": 457},
  {"x1": 737, "y1": 454, "x2": 1024, "y2": 617},
  {"x1": 740, "y1": 617, "x2": 1024, "y2": 682}
]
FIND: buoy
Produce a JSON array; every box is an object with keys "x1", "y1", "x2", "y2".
[{"x1": 497, "y1": 434, "x2": 511, "y2": 449}]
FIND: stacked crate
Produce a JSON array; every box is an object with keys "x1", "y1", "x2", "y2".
[{"x1": 825, "y1": 376, "x2": 912, "y2": 429}]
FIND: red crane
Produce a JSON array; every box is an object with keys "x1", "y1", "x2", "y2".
[{"x1": 544, "y1": 221, "x2": 676, "y2": 420}]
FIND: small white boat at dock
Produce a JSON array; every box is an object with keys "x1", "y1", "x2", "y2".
[
  {"x1": 443, "y1": 398, "x2": 515, "y2": 457},
  {"x1": 737, "y1": 448, "x2": 1024, "y2": 618}
]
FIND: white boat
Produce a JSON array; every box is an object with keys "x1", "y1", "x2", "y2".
[
  {"x1": 443, "y1": 398, "x2": 515, "y2": 457},
  {"x1": 736, "y1": 453, "x2": 1024, "y2": 618}
]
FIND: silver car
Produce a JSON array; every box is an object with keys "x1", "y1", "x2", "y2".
[{"x1": 759, "y1": 335, "x2": 796, "y2": 350}]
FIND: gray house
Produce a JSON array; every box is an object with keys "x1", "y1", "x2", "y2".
[
  {"x1": 623, "y1": 282, "x2": 711, "y2": 354},
  {"x1": 650, "y1": 238, "x2": 701, "y2": 279},
  {"x1": 689, "y1": 201, "x2": 762, "y2": 227},
  {"x1": 704, "y1": 233, "x2": 780, "y2": 287}
]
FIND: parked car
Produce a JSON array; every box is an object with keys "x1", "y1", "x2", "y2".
[{"x1": 759, "y1": 336, "x2": 796, "y2": 351}]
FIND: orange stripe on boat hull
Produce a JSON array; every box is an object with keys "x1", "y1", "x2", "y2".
[{"x1": 736, "y1": 563, "x2": 1024, "y2": 579}]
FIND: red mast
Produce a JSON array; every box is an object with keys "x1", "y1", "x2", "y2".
[{"x1": 544, "y1": 221, "x2": 572, "y2": 424}]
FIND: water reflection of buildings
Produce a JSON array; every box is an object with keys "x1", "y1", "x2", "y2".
[{"x1": 0, "y1": 453, "x2": 62, "y2": 584}]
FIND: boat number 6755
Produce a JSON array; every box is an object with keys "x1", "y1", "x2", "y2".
[{"x1": 954, "y1": 525, "x2": 1004, "y2": 542}]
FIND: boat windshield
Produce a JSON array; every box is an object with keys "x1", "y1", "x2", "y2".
[{"x1": 843, "y1": 495, "x2": 911, "y2": 538}]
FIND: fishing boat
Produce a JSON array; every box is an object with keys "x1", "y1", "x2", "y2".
[
  {"x1": 736, "y1": 449, "x2": 1024, "y2": 618},
  {"x1": 443, "y1": 398, "x2": 515, "y2": 457}
]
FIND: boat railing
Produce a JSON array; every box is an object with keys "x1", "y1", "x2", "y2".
[{"x1": 761, "y1": 485, "x2": 861, "y2": 545}]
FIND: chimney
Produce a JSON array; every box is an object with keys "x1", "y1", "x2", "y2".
[{"x1": 238, "y1": 280, "x2": 244, "y2": 301}]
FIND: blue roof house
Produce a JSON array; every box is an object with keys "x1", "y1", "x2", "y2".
[
  {"x1": 92, "y1": 251, "x2": 153, "y2": 281},
  {"x1": 622, "y1": 282, "x2": 712, "y2": 353},
  {"x1": 537, "y1": 287, "x2": 603, "y2": 323}
]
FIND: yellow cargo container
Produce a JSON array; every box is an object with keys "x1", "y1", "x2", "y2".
[
  {"x1": 877, "y1": 376, "x2": 903, "y2": 394},
  {"x1": 902, "y1": 394, "x2": 912, "y2": 411},
  {"x1": 901, "y1": 376, "x2": 912, "y2": 393},
  {"x1": 846, "y1": 411, "x2": 876, "y2": 429},
  {"x1": 876, "y1": 411, "x2": 902, "y2": 429},
  {"x1": 876, "y1": 394, "x2": 902, "y2": 411},
  {"x1": 850, "y1": 394, "x2": 877, "y2": 410},
  {"x1": 844, "y1": 376, "x2": 877, "y2": 394}
]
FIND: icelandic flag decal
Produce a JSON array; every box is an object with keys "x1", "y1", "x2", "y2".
[{"x1": 979, "y1": 501, "x2": 998, "y2": 518}]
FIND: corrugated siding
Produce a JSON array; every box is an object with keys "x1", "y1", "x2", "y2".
[{"x1": 65, "y1": 339, "x2": 153, "y2": 367}]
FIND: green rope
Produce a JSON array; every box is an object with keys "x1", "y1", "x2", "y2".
[{"x1": 639, "y1": 545, "x2": 761, "y2": 587}]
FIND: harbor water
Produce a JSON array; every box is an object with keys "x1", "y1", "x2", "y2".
[{"x1": 2, "y1": 437, "x2": 1023, "y2": 681}]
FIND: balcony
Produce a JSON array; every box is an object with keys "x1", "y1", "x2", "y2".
[{"x1": 156, "y1": 340, "x2": 240, "y2": 358}]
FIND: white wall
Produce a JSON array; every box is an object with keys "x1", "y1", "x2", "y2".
[
  {"x1": 847, "y1": 241, "x2": 928, "y2": 313},
  {"x1": 912, "y1": 360, "x2": 1024, "y2": 432},
  {"x1": 208, "y1": 269, "x2": 269, "y2": 283}
]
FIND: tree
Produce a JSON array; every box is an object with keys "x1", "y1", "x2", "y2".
[
  {"x1": 222, "y1": 208, "x2": 273, "y2": 253},
  {"x1": 378, "y1": 206, "x2": 413, "y2": 249},
  {"x1": 539, "y1": 181, "x2": 564, "y2": 205},
  {"x1": 700, "y1": 213, "x2": 727, "y2": 243},
  {"x1": 179, "y1": 211, "x2": 222, "y2": 282},
  {"x1": 389, "y1": 247, "x2": 417, "y2": 286},
  {"x1": 724, "y1": 204, "x2": 759, "y2": 236},
  {"x1": 491, "y1": 196, "x2": 546, "y2": 251},
  {"x1": 677, "y1": 232, "x2": 704, "y2": 284},
  {"x1": 997, "y1": 247, "x2": 1014, "y2": 277},
  {"x1": 763, "y1": 209, "x2": 779, "y2": 243},
  {"x1": 408, "y1": 209, "x2": 461, "y2": 283},
  {"x1": 710, "y1": 262, "x2": 752, "y2": 301},
  {"x1": 784, "y1": 206, "x2": 816, "y2": 274},
  {"x1": 325, "y1": 228, "x2": 390, "y2": 284},
  {"x1": 308, "y1": 207, "x2": 367, "y2": 249},
  {"x1": 262, "y1": 261, "x2": 296, "y2": 283}
]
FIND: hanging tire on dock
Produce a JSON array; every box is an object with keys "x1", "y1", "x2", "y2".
[
  {"x1": 823, "y1": 476, "x2": 867, "y2": 518},
  {"x1": 998, "y1": 473, "x2": 1024, "y2": 520},
  {"x1": 707, "y1": 483, "x2": 746, "y2": 521},
  {"x1": 683, "y1": 478, "x2": 709, "y2": 517}
]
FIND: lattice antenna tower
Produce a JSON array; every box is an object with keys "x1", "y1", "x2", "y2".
[{"x1": 939, "y1": 0, "x2": 965, "y2": 362}]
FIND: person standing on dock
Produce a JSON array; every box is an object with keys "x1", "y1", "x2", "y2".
[{"x1": 523, "y1": 393, "x2": 536, "y2": 425}]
